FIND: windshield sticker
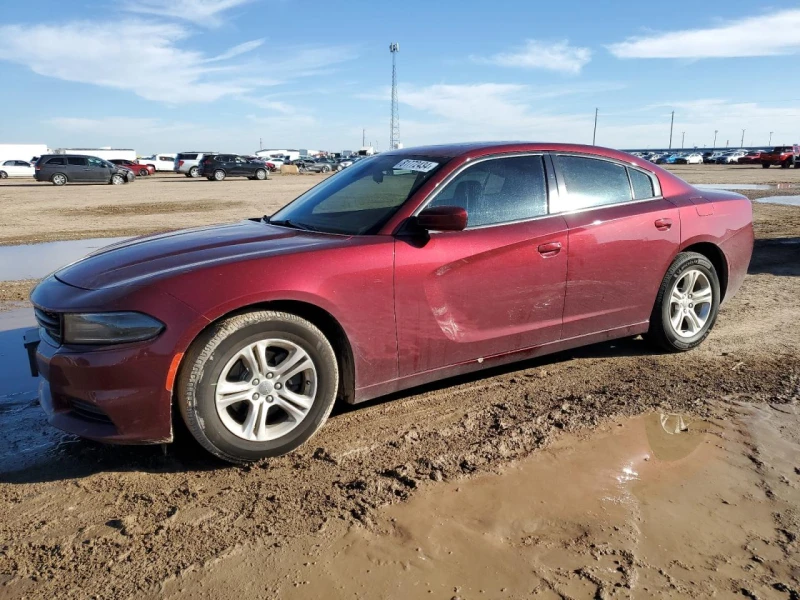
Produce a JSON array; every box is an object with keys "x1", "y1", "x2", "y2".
[{"x1": 394, "y1": 159, "x2": 439, "y2": 173}]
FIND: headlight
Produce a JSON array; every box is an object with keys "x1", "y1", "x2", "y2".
[{"x1": 63, "y1": 312, "x2": 164, "y2": 345}]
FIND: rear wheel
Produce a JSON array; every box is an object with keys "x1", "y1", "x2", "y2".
[
  {"x1": 177, "y1": 311, "x2": 339, "y2": 463},
  {"x1": 213, "y1": 169, "x2": 226, "y2": 181},
  {"x1": 51, "y1": 173, "x2": 67, "y2": 186},
  {"x1": 762, "y1": 163, "x2": 771, "y2": 169},
  {"x1": 189, "y1": 166, "x2": 199, "y2": 177},
  {"x1": 646, "y1": 252, "x2": 720, "y2": 352},
  {"x1": 0, "y1": 171, "x2": 7, "y2": 179}
]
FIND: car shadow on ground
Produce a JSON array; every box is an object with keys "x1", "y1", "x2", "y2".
[{"x1": 748, "y1": 237, "x2": 800, "y2": 276}]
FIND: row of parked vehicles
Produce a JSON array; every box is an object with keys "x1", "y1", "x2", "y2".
[
  {"x1": 0, "y1": 151, "x2": 365, "y2": 185},
  {"x1": 631, "y1": 145, "x2": 800, "y2": 168}
]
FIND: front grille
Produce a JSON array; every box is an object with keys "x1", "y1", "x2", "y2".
[
  {"x1": 69, "y1": 399, "x2": 114, "y2": 425},
  {"x1": 34, "y1": 307, "x2": 62, "y2": 344}
]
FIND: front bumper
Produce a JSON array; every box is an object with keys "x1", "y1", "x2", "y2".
[{"x1": 26, "y1": 276, "x2": 205, "y2": 444}]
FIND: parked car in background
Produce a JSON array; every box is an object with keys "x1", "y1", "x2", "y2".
[
  {"x1": 301, "y1": 158, "x2": 337, "y2": 173},
  {"x1": 110, "y1": 159, "x2": 154, "y2": 176},
  {"x1": 336, "y1": 158, "x2": 355, "y2": 170},
  {"x1": 737, "y1": 150, "x2": 765, "y2": 165},
  {"x1": 704, "y1": 151, "x2": 724, "y2": 164},
  {"x1": 34, "y1": 155, "x2": 135, "y2": 185},
  {"x1": 138, "y1": 154, "x2": 176, "y2": 172},
  {"x1": 197, "y1": 155, "x2": 270, "y2": 181},
  {"x1": 0, "y1": 160, "x2": 35, "y2": 179},
  {"x1": 760, "y1": 145, "x2": 800, "y2": 168},
  {"x1": 25, "y1": 142, "x2": 753, "y2": 463},
  {"x1": 719, "y1": 150, "x2": 747, "y2": 164},
  {"x1": 674, "y1": 153, "x2": 703, "y2": 165},
  {"x1": 263, "y1": 157, "x2": 284, "y2": 172},
  {"x1": 175, "y1": 152, "x2": 216, "y2": 177}
]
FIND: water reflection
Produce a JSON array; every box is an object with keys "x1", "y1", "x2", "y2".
[{"x1": 0, "y1": 236, "x2": 129, "y2": 281}]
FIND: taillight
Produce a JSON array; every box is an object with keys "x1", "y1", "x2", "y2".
[
  {"x1": 35, "y1": 165, "x2": 42, "y2": 170},
  {"x1": 178, "y1": 160, "x2": 184, "y2": 167}
]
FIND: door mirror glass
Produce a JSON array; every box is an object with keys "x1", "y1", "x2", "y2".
[{"x1": 417, "y1": 206, "x2": 468, "y2": 231}]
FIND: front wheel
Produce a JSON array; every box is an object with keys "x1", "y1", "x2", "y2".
[
  {"x1": 255, "y1": 168, "x2": 267, "y2": 180},
  {"x1": 139, "y1": 168, "x2": 149, "y2": 176},
  {"x1": 646, "y1": 252, "x2": 720, "y2": 352},
  {"x1": 111, "y1": 173, "x2": 125, "y2": 185},
  {"x1": 0, "y1": 171, "x2": 7, "y2": 179},
  {"x1": 762, "y1": 163, "x2": 771, "y2": 169},
  {"x1": 177, "y1": 311, "x2": 339, "y2": 463}
]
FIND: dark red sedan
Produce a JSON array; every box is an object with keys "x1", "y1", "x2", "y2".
[
  {"x1": 110, "y1": 159, "x2": 155, "y2": 176},
  {"x1": 26, "y1": 143, "x2": 753, "y2": 463}
]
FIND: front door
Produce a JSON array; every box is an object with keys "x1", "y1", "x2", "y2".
[
  {"x1": 86, "y1": 157, "x2": 111, "y2": 182},
  {"x1": 550, "y1": 154, "x2": 681, "y2": 338},
  {"x1": 394, "y1": 154, "x2": 568, "y2": 376}
]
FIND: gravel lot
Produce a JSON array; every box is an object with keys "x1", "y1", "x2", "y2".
[{"x1": 0, "y1": 164, "x2": 798, "y2": 599}]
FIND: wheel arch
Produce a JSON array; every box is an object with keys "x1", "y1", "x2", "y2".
[
  {"x1": 680, "y1": 241, "x2": 729, "y2": 301},
  {"x1": 173, "y1": 299, "x2": 357, "y2": 407}
]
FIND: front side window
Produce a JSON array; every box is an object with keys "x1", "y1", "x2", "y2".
[
  {"x1": 270, "y1": 154, "x2": 447, "y2": 235},
  {"x1": 88, "y1": 157, "x2": 106, "y2": 168},
  {"x1": 429, "y1": 155, "x2": 548, "y2": 227},
  {"x1": 554, "y1": 155, "x2": 632, "y2": 211}
]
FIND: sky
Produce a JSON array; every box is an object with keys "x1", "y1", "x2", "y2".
[{"x1": 1, "y1": 0, "x2": 800, "y2": 155}]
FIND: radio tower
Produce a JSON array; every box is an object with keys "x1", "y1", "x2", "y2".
[{"x1": 389, "y1": 43, "x2": 400, "y2": 149}]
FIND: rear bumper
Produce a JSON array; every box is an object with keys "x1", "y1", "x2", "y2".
[{"x1": 720, "y1": 223, "x2": 754, "y2": 304}]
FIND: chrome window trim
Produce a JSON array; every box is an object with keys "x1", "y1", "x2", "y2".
[{"x1": 412, "y1": 152, "x2": 553, "y2": 230}]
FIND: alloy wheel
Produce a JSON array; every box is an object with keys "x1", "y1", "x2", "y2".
[
  {"x1": 668, "y1": 269, "x2": 713, "y2": 338},
  {"x1": 214, "y1": 338, "x2": 318, "y2": 442}
]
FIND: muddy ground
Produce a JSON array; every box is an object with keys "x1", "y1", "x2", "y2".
[{"x1": 0, "y1": 166, "x2": 798, "y2": 599}]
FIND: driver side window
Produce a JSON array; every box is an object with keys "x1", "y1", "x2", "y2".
[{"x1": 429, "y1": 155, "x2": 548, "y2": 228}]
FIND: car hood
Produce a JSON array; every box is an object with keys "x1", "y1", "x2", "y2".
[{"x1": 55, "y1": 219, "x2": 352, "y2": 290}]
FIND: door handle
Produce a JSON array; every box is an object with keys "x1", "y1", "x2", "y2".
[
  {"x1": 537, "y1": 241, "x2": 562, "y2": 256},
  {"x1": 654, "y1": 218, "x2": 673, "y2": 231}
]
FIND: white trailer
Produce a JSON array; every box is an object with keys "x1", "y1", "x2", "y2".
[
  {"x1": 56, "y1": 148, "x2": 137, "y2": 162},
  {"x1": 0, "y1": 143, "x2": 50, "y2": 164},
  {"x1": 256, "y1": 149, "x2": 300, "y2": 162}
]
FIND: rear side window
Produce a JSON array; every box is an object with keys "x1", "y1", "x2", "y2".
[
  {"x1": 429, "y1": 155, "x2": 548, "y2": 227},
  {"x1": 554, "y1": 155, "x2": 632, "y2": 211},
  {"x1": 67, "y1": 157, "x2": 87, "y2": 166},
  {"x1": 45, "y1": 157, "x2": 65, "y2": 165},
  {"x1": 178, "y1": 153, "x2": 198, "y2": 160},
  {"x1": 629, "y1": 168, "x2": 656, "y2": 200}
]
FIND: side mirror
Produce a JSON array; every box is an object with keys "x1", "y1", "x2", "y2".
[{"x1": 417, "y1": 206, "x2": 467, "y2": 232}]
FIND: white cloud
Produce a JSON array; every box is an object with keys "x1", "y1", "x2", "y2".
[
  {"x1": 0, "y1": 21, "x2": 354, "y2": 105},
  {"x1": 124, "y1": 0, "x2": 256, "y2": 27},
  {"x1": 609, "y1": 9, "x2": 800, "y2": 59},
  {"x1": 473, "y1": 39, "x2": 592, "y2": 74},
  {"x1": 206, "y1": 39, "x2": 264, "y2": 62}
]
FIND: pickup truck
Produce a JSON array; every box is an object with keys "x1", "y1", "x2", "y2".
[{"x1": 761, "y1": 145, "x2": 800, "y2": 168}]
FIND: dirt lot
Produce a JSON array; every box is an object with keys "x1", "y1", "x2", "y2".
[
  {"x1": 0, "y1": 165, "x2": 798, "y2": 599},
  {"x1": 1, "y1": 164, "x2": 799, "y2": 246}
]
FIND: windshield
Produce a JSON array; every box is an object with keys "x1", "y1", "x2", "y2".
[{"x1": 269, "y1": 154, "x2": 448, "y2": 235}]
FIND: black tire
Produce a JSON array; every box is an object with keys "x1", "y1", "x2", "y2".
[
  {"x1": 177, "y1": 311, "x2": 339, "y2": 463},
  {"x1": 139, "y1": 168, "x2": 148, "y2": 176},
  {"x1": 189, "y1": 166, "x2": 199, "y2": 177},
  {"x1": 110, "y1": 173, "x2": 125, "y2": 185},
  {"x1": 51, "y1": 173, "x2": 67, "y2": 186},
  {"x1": 781, "y1": 160, "x2": 790, "y2": 169},
  {"x1": 207, "y1": 176, "x2": 214, "y2": 181},
  {"x1": 762, "y1": 163, "x2": 770, "y2": 169},
  {"x1": 184, "y1": 173, "x2": 192, "y2": 178},
  {"x1": 322, "y1": 165, "x2": 331, "y2": 173},
  {"x1": 255, "y1": 168, "x2": 267, "y2": 180},
  {"x1": 0, "y1": 171, "x2": 7, "y2": 179},
  {"x1": 213, "y1": 169, "x2": 226, "y2": 181},
  {"x1": 646, "y1": 252, "x2": 720, "y2": 352}
]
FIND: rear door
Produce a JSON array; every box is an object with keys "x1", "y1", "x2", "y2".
[
  {"x1": 550, "y1": 154, "x2": 680, "y2": 338},
  {"x1": 394, "y1": 154, "x2": 568, "y2": 376}
]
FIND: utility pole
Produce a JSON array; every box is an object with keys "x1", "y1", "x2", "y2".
[
  {"x1": 668, "y1": 111, "x2": 675, "y2": 150},
  {"x1": 741, "y1": 129, "x2": 746, "y2": 147},
  {"x1": 259, "y1": 138, "x2": 262, "y2": 151},
  {"x1": 713, "y1": 130, "x2": 718, "y2": 149},
  {"x1": 769, "y1": 131, "x2": 773, "y2": 146},
  {"x1": 592, "y1": 108, "x2": 598, "y2": 145},
  {"x1": 389, "y1": 43, "x2": 400, "y2": 150},
  {"x1": 681, "y1": 131, "x2": 685, "y2": 149},
  {"x1": 362, "y1": 128, "x2": 366, "y2": 147}
]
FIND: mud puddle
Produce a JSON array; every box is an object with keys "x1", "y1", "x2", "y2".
[
  {"x1": 754, "y1": 195, "x2": 800, "y2": 207},
  {"x1": 161, "y1": 406, "x2": 800, "y2": 599},
  {"x1": 0, "y1": 236, "x2": 128, "y2": 281},
  {"x1": 696, "y1": 183, "x2": 775, "y2": 191}
]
